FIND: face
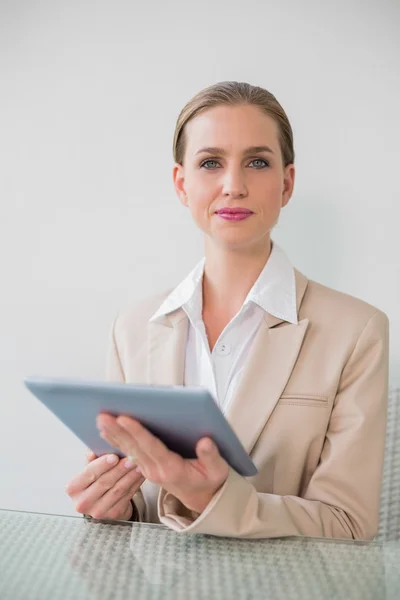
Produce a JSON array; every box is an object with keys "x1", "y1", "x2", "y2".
[{"x1": 173, "y1": 104, "x2": 295, "y2": 253}]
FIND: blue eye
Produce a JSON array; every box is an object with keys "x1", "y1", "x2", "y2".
[
  {"x1": 200, "y1": 160, "x2": 220, "y2": 170},
  {"x1": 199, "y1": 158, "x2": 269, "y2": 170},
  {"x1": 249, "y1": 159, "x2": 269, "y2": 169}
]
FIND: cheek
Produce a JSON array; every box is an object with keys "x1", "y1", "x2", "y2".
[
  {"x1": 184, "y1": 192, "x2": 214, "y2": 236},
  {"x1": 257, "y1": 177, "x2": 284, "y2": 209},
  {"x1": 256, "y1": 172, "x2": 282, "y2": 194},
  {"x1": 186, "y1": 178, "x2": 215, "y2": 215},
  {"x1": 187, "y1": 195, "x2": 212, "y2": 224}
]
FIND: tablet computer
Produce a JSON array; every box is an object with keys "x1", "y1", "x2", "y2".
[{"x1": 24, "y1": 376, "x2": 258, "y2": 477}]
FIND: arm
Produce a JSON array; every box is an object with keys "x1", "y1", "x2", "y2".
[
  {"x1": 158, "y1": 310, "x2": 389, "y2": 539},
  {"x1": 106, "y1": 316, "x2": 147, "y2": 522}
]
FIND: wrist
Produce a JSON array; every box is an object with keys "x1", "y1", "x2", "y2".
[
  {"x1": 182, "y1": 488, "x2": 218, "y2": 514},
  {"x1": 125, "y1": 500, "x2": 137, "y2": 522}
]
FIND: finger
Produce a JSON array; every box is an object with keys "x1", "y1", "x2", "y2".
[
  {"x1": 97, "y1": 415, "x2": 138, "y2": 458},
  {"x1": 93, "y1": 494, "x2": 135, "y2": 522},
  {"x1": 98, "y1": 416, "x2": 160, "y2": 475},
  {"x1": 116, "y1": 416, "x2": 174, "y2": 468},
  {"x1": 74, "y1": 460, "x2": 142, "y2": 513},
  {"x1": 77, "y1": 466, "x2": 145, "y2": 517},
  {"x1": 66, "y1": 453, "x2": 120, "y2": 496},
  {"x1": 90, "y1": 473, "x2": 145, "y2": 518},
  {"x1": 86, "y1": 449, "x2": 97, "y2": 464}
]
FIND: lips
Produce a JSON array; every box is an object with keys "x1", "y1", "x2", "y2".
[
  {"x1": 215, "y1": 207, "x2": 254, "y2": 222},
  {"x1": 215, "y1": 207, "x2": 253, "y2": 215}
]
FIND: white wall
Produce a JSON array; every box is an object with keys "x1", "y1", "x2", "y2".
[{"x1": 1, "y1": 0, "x2": 399, "y2": 515}]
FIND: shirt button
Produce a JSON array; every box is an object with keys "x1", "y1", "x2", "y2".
[{"x1": 215, "y1": 342, "x2": 231, "y2": 357}]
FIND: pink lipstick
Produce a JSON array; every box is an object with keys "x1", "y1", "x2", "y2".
[{"x1": 215, "y1": 207, "x2": 254, "y2": 222}]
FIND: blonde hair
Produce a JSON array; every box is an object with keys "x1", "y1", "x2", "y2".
[{"x1": 173, "y1": 81, "x2": 295, "y2": 167}]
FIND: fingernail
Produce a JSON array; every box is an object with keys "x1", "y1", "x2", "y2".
[
  {"x1": 135, "y1": 466, "x2": 142, "y2": 474},
  {"x1": 124, "y1": 458, "x2": 136, "y2": 469},
  {"x1": 106, "y1": 454, "x2": 118, "y2": 465}
]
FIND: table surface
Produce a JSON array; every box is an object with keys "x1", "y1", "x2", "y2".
[{"x1": 1, "y1": 509, "x2": 399, "y2": 600}]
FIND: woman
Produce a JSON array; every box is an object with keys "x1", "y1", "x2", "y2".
[{"x1": 66, "y1": 81, "x2": 389, "y2": 539}]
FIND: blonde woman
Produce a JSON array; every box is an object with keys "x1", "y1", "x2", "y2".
[{"x1": 66, "y1": 82, "x2": 389, "y2": 540}]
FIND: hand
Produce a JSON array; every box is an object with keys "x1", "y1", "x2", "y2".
[
  {"x1": 96, "y1": 413, "x2": 230, "y2": 514},
  {"x1": 65, "y1": 448, "x2": 145, "y2": 521}
]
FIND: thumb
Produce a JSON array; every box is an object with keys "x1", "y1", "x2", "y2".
[{"x1": 196, "y1": 438, "x2": 222, "y2": 469}]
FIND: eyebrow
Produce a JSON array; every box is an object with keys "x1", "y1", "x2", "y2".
[{"x1": 195, "y1": 145, "x2": 275, "y2": 156}]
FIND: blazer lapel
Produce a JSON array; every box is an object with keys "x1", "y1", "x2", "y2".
[
  {"x1": 225, "y1": 269, "x2": 310, "y2": 455},
  {"x1": 146, "y1": 269, "x2": 310, "y2": 457},
  {"x1": 147, "y1": 309, "x2": 188, "y2": 386}
]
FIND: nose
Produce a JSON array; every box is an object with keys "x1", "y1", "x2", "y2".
[{"x1": 222, "y1": 167, "x2": 248, "y2": 199}]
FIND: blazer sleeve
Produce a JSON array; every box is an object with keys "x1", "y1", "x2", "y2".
[
  {"x1": 105, "y1": 316, "x2": 147, "y2": 523},
  {"x1": 158, "y1": 309, "x2": 390, "y2": 540}
]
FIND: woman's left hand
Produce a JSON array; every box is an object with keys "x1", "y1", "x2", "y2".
[{"x1": 96, "y1": 413, "x2": 230, "y2": 514}]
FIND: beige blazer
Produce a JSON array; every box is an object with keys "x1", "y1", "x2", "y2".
[{"x1": 107, "y1": 269, "x2": 389, "y2": 540}]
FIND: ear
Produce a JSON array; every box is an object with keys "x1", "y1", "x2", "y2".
[
  {"x1": 281, "y1": 163, "x2": 295, "y2": 208},
  {"x1": 173, "y1": 163, "x2": 189, "y2": 207}
]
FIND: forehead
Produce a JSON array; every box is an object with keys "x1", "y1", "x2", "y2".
[{"x1": 184, "y1": 104, "x2": 280, "y2": 154}]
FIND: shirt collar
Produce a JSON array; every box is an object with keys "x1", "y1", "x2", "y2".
[{"x1": 149, "y1": 241, "x2": 298, "y2": 325}]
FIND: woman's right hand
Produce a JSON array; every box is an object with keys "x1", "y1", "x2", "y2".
[{"x1": 65, "y1": 450, "x2": 145, "y2": 521}]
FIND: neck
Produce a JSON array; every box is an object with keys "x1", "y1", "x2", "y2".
[{"x1": 202, "y1": 237, "x2": 272, "y2": 316}]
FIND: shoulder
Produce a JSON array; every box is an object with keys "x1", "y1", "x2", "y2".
[
  {"x1": 113, "y1": 290, "x2": 172, "y2": 343},
  {"x1": 298, "y1": 270, "x2": 389, "y2": 336}
]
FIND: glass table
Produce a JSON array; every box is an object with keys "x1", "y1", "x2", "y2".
[{"x1": 0, "y1": 508, "x2": 399, "y2": 600}]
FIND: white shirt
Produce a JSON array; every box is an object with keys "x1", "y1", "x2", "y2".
[{"x1": 150, "y1": 241, "x2": 298, "y2": 414}]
